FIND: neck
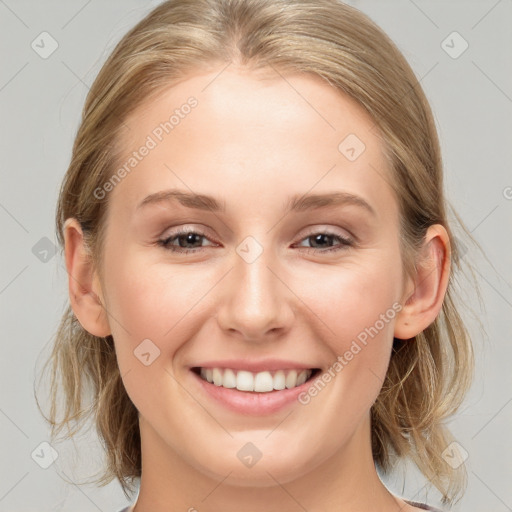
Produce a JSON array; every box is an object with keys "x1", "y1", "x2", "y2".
[{"x1": 132, "y1": 414, "x2": 404, "y2": 512}]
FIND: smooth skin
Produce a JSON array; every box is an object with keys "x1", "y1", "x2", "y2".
[{"x1": 64, "y1": 64, "x2": 450, "y2": 512}]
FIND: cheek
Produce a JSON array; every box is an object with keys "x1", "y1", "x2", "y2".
[
  {"x1": 101, "y1": 249, "x2": 218, "y2": 363},
  {"x1": 100, "y1": 252, "x2": 211, "y2": 415},
  {"x1": 300, "y1": 255, "x2": 401, "y2": 345},
  {"x1": 296, "y1": 254, "x2": 402, "y2": 406}
]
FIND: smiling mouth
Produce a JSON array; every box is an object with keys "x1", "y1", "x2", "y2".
[{"x1": 191, "y1": 367, "x2": 322, "y2": 393}]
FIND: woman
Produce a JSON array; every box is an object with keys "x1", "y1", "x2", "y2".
[{"x1": 43, "y1": 0, "x2": 475, "y2": 510}]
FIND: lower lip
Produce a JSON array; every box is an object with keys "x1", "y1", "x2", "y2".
[{"x1": 190, "y1": 369, "x2": 316, "y2": 415}]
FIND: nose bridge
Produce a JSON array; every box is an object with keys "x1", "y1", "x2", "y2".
[{"x1": 216, "y1": 237, "x2": 293, "y2": 339}]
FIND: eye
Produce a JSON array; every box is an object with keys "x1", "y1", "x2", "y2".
[
  {"x1": 157, "y1": 229, "x2": 216, "y2": 254},
  {"x1": 294, "y1": 231, "x2": 353, "y2": 253},
  {"x1": 157, "y1": 228, "x2": 354, "y2": 255}
]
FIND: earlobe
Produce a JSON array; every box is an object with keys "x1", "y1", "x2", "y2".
[
  {"x1": 63, "y1": 218, "x2": 111, "y2": 337},
  {"x1": 394, "y1": 224, "x2": 451, "y2": 340}
]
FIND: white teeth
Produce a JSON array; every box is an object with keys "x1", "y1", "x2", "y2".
[
  {"x1": 285, "y1": 369, "x2": 298, "y2": 389},
  {"x1": 212, "y1": 368, "x2": 223, "y2": 386},
  {"x1": 222, "y1": 368, "x2": 237, "y2": 388},
  {"x1": 296, "y1": 370, "x2": 308, "y2": 386},
  {"x1": 273, "y1": 370, "x2": 286, "y2": 390},
  {"x1": 236, "y1": 370, "x2": 254, "y2": 391},
  {"x1": 198, "y1": 367, "x2": 313, "y2": 392},
  {"x1": 254, "y1": 371, "x2": 274, "y2": 392}
]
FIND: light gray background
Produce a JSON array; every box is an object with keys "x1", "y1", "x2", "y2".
[{"x1": 1, "y1": 0, "x2": 511, "y2": 511}]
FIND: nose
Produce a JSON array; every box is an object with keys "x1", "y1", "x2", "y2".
[{"x1": 215, "y1": 244, "x2": 295, "y2": 343}]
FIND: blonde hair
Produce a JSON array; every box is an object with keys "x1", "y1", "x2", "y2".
[{"x1": 41, "y1": 0, "x2": 475, "y2": 505}]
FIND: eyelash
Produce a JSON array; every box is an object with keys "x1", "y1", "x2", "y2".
[{"x1": 157, "y1": 228, "x2": 354, "y2": 254}]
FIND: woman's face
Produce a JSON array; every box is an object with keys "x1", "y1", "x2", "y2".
[{"x1": 98, "y1": 65, "x2": 409, "y2": 485}]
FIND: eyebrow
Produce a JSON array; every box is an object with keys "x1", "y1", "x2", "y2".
[
  {"x1": 286, "y1": 191, "x2": 376, "y2": 216},
  {"x1": 137, "y1": 190, "x2": 226, "y2": 212},
  {"x1": 136, "y1": 189, "x2": 376, "y2": 216}
]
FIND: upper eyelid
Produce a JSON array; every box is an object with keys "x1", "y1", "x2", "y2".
[
  {"x1": 161, "y1": 227, "x2": 217, "y2": 243},
  {"x1": 160, "y1": 227, "x2": 353, "y2": 246}
]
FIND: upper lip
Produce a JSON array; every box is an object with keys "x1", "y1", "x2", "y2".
[{"x1": 191, "y1": 359, "x2": 320, "y2": 373}]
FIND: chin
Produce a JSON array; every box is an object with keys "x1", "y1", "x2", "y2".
[{"x1": 192, "y1": 449, "x2": 314, "y2": 488}]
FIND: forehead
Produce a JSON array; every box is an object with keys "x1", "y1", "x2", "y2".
[{"x1": 111, "y1": 66, "x2": 397, "y2": 221}]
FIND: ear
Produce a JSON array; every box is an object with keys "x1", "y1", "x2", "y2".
[
  {"x1": 63, "y1": 218, "x2": 111, "y2": 337},
  {"x1": 394, "y1": 224, "x2": 451, "y2": 340}
]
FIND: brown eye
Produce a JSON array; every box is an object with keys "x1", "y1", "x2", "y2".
[
  {"x1": 158, "y1": 229, "x2": 216, "y2": 254},
  {"x1": 295, "y1": 231, "x2": 353, "y2": 253}
]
